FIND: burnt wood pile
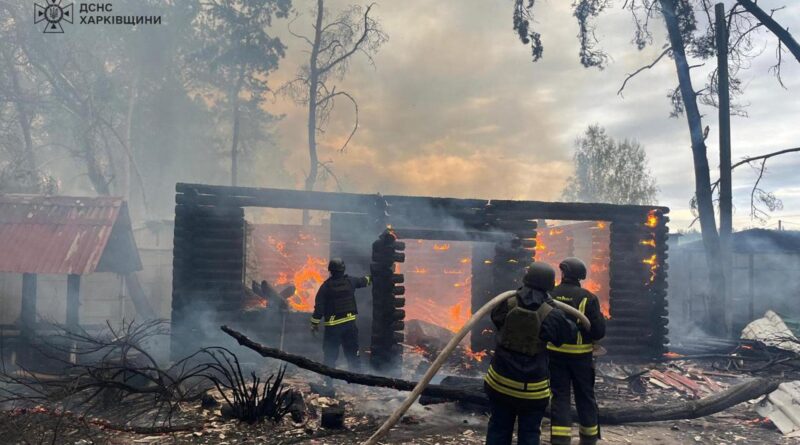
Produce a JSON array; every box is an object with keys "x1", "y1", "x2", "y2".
[{"x1": 172, "y1": 183, "x2": 669, "y2": 362}]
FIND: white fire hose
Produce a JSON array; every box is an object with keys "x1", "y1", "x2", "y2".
[{"x1": 362, "y1": 290, "x2": 591, "y2": 445}]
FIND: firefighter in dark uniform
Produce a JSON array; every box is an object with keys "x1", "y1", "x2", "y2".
[
  {"x1": 310, "y1": 258, "x2": 371, "y2": 372},
  {"x1": 548, "y1": 257, "x2": 607, "y2": 445},
  {"x1": 484, "y1": 262, "x2": 577, "y2": 445}
]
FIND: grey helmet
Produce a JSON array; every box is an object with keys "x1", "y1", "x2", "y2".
[
  {"x1": 522, "y1": 262, "x2": 556, "y2": 292},
  {"x1": 328, "y1": 258, "x2": 346, "y2": 274},
  {"x1": 559, "y1": 257, "x2": 587, "y2": 281}
]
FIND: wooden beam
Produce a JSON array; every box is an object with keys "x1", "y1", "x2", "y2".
[
  {"x1": 21, "y1": 273, "x2": 36, "y2": 337},
  {"x1": 66, "y1": 274, "x2": 80, "y2": 329},
  {"x1": 392, "y1": 228, "x2": 511, "y2": 243}
]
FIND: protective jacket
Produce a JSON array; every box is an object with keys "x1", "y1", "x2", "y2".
[
  {"x1": 310, "y1": 274, "x2": 370, "y2": 326},
  {"x1": 546, "y1": 279, "x2": 606, "y2": 355},
  {"x1": 547, "y1": 278, "x2": 606, "y2": 445},
  {"x1": 484, "y1": 286, "x2": 575, "y2": 408}
]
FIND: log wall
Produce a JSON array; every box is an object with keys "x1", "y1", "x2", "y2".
[{"x1": 171, "y1": 183, "x2": 670, "y2": 361}]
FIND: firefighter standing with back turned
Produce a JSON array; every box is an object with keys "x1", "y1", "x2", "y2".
[
  {"x1": 484, "y1": 262, "x2": 577, "y2": 445},
  {"x1": 310, "y1": 258, "x2": 371, "y2": 373},
  {"x1": 548, "y1": 257, "x2": 607, "y2": 445}
]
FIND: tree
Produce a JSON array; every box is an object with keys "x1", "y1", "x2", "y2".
[
  {"x1": 283, "y1": 0, "x2": 387, "y2": 224},
  {"x1": 561, "y1": 125, "x2": 658, "y2": 205},
  {"x1": 189, "y1": 0, "x2": 290, "y2": 186},
  {"x1": 511, "y1": 0, "x2": 799, "y2": 336}
]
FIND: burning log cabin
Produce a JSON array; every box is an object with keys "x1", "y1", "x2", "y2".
[{"x1": 171, "y1": 183, "x2": 669, "y2": 368}]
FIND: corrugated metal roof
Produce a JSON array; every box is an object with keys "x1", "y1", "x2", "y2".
[
  {"x1": 0, "y1": 195, "x2": 131, "y2": 275},
  {"x1": 756, "y1": 381, "x2": 800, "y2": 436}
]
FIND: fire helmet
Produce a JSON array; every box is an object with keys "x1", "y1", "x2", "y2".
[
  {"x1": 328, "y1": 258, "x2": 346, "y2": 273},
  {"x1": 522, "y1": 262, "x2": 556, "y2": 292},
  {"x1": 559, "y1": 257, "x2": 587, "y2": 280}
]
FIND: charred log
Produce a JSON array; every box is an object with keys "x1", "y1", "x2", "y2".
[{"x1": 222, "y1": 326, "x2": 778, "y2": 425}]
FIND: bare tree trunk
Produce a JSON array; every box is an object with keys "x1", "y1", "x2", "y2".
[
  {"x1": 230, "y1": 68, "x2": 245, "y2": 187},
  {"x1": 123, "y1": 74, "x2": 139, "y2": 203},
  {"x1": 303, "y1": 0, "x2": 325, "y2": 226},
  {"x1": 82, "y1": 135, "x2": 111, "y2": 196},
  {"x1": 2, "y1": 47, "x2": 37, "y2": 181},
  {"x1": 660, "y1": 0, "x2": 727, "y2": 335},
  {"x1": 716, "y1": 4, "x2": 734, "y2": 334},
  {"x1": 738, "y1": 0, "x2": 800, "y2": 64}
]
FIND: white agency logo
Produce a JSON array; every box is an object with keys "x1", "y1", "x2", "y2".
[{"x1": 34, "y1": 0, "x2": 73, "y2": 34}]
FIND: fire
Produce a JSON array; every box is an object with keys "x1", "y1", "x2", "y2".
[
  {"x1": 267, "y1": 236, "x2": 289, "y2": 258},
  {"x1": 276, "y1": 271, "x2": 289, "y2": 286},
  {"x1": 663, "y1": 352, "x2": 684, "y2": 359},
  {"x1": 642, "y1": 254, "x2": 658, "y2": 283},
  {"x1": 244, "y1": 298, "x2": 268, "y2": 310},
  {"x1": 640, "y1": 239, "x2": 656, "y2": 247},
  {"x1": 460, "y1": 257, "x2": 471, "y2": 264},
  {"x1": 413, "y1": 267, "x2": 428, "y2": 274},
  {"x1": 286, "y1": 255, "x2": 327, "y2": 312},
  {"x1": 464, "y1": 346, "x2": 488, "y2": 362},
  {"x1": 645, "y1": 210, "x2": 659, "y2": 228},
  {"x1": 448, "y1": 301, "x2": 469, "y2": 329},
  {"x1": 595, "y1": 221, "x2": 606, "y2": 229},
  {"x1": 433, "y1": 243, "x2": 450, "y2": 251}
]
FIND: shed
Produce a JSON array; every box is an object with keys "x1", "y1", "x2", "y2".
[
  {"x1": 0, "y1": 195, "x2": 144, "y2": 333},
  {"x1": 668, "y1": 229, "x2": 800, "y2": 334}
]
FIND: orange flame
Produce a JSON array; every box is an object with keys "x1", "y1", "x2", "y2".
[
  {"x1": 433, "y1": 243, "x2": 451, "y2": 251},
  {"x1": 413, "y1": 267, "x2": 428, "y2": 274},
  {"x1": 663, "y1": 352, "x2": 684, "y2": 358},
  {"x1": 645, "y1": 210, "x2": 659, "y2": 228},
  {"x1": 642, "y1": 254, "x2": 658, "y2": 282},
  {"x1": 460, "y1": 257, "x2": 471, "y2": 264},
  {"x1": 640, "y1": 239, "x2": 656, "y2": 247},
  {"x1": 446, "y1": 300, "x2": 470, "y2": 332},
  {"x1": 286, "y1": 255, "x2": 327, "y2": 312},
  {"x1": 464, "y1": 346, "x2": 488, "y2": 362}
]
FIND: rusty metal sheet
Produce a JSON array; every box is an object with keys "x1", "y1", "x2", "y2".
[{"x1": 0, "y1": 195, "x2": 122, "y2": 275}]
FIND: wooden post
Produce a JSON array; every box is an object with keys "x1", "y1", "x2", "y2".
[
  {"x1": 67, "y1": 274, "x2": 81, "y2": 329},
  {"x1": 716, "y1": 3, "x2": 733, "y2": 335},
  {"x1": 748, "y1": 254, "x2": 755, "y2": 321},
  {"x1": 21, "y1": 273, "x2": 37, "y2": 337}
]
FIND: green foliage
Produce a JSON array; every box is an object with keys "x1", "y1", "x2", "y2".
[{"x1": 561, "y1": 125, "x2": 658, "y2": 205}]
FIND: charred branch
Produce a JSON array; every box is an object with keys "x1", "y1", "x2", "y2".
[
  {"x1": 222, "y1": 326, "x2": 776, "y2": 425},
  {"x1": 220, "y1": 325, "x2": 487, "y2": 404}
]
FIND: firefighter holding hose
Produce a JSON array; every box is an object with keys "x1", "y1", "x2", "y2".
[
  {"x1": 484, "y1": 262, "x2": 577, "y2": 445},
  {"x1": 310, "y1": 258, "x2": 371, "y2": 373},
  {"x1": 548, "y1": 257, "x2": 607, "y2": 445}
]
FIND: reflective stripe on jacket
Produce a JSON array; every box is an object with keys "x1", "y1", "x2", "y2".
[
  {"x1": 484, "y1": 364, "x2": 551, "y2": 400},
  {"x1": 310, "y1": 312, "x2": 357, "y2": 327},
  {"x1": 547, "y1": 296, "x2": 593, "y2": 354}
]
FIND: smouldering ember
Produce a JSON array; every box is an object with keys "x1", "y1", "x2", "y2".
[{"x1": 464, "y1": 345, "x2": 488, "y2": 362}]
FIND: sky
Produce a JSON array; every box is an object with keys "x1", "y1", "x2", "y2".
[{"x1": 263, "y1": 0, "x2": 800, "y2": 232}]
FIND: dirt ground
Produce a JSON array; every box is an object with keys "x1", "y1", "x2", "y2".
[{"x1": 0, "y1": 378, "x2": 791, "y2": 445}]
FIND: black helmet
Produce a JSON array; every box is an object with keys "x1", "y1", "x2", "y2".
[
  {"x1": 523, "y1": 262, "x2": 556, "y2": 291},
  {"x1": 328, "y1": 258, "x2": 346, "y2": 273},
  {"x1": 559, "y1": 257, "x2": 587, "y2": 280}
]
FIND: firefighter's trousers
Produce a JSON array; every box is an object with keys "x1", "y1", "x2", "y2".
[
  {"x1": 549, "y1": 353, "x2": 600, "y2": 445},
  {"x1": 322, "y1": 320, "x2": 360, "y2": 372}
]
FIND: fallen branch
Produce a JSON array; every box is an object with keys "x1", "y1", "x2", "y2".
[
  {"x1": 221, "y1": 325, "x2": 780, "y2": 425},
  {"x1": 220, "y1": 325, "x2": 487, "y2": 404},
  {"x1": 601, "y1": 377, "x2": 779, "y2": 424}
]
